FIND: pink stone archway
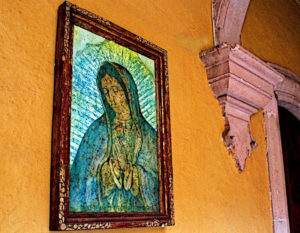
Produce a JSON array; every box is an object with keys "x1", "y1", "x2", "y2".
[
  {"x1": 263, "y1": 67, "x2": 300, "y2": 233},
  {"x1": 201, "y1": 1, "x2": 300, "y2": 232},
  {"x1": 212, "y1": 0, "x2": 250, "y2": 46}
]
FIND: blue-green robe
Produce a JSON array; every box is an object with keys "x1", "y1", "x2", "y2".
[{"x1": 69, "y1": 62, "x2": 159, "y2": 213}]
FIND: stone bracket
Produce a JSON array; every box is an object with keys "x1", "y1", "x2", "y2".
[{"x1": 200, "y1": 44, "x2": 283, "y2": 171}]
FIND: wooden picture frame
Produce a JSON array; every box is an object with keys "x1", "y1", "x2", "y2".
[{"x1": 50, "y1": 1, "x2": 173, "y2": 231}]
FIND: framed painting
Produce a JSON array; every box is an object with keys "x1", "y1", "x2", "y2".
[{"x1": 50, "y1": 1, "x2": 174, "y2": 231}]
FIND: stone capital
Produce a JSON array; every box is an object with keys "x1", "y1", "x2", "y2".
[{"x1": 200, "y1": 44, "x2": 283, "y2": 171}]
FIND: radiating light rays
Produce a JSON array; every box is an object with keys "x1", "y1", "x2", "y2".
[{"x1": 70, "y1": 26, "x2": 156, "y2": 165}]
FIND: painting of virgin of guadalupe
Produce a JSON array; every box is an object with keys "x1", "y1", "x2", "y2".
[
  {"x1": 50, "y1": 3, "x2": 173, "y2": 229},
  {"x1": 69, "y1": 62, "x2": 158, "y2": 212},
  {"x1": 68, "y1": 25, "x2": 160, "y2": 213}
]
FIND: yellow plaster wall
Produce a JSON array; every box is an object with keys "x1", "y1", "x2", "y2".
[
  {"x1": 0, "y1": 0, "x2": 287, "y2": 232},
  {"x1": 242, "y1": 0, "x2": 300, "y2": 77}
]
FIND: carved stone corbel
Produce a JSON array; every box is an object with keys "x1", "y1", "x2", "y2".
[{"x1": 200, "y1": 44, "x2": 283, "y2": 171}]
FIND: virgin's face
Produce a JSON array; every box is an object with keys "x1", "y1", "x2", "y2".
[{"x1": 101, "y1": 74, "x2": 130, "y2": 118}]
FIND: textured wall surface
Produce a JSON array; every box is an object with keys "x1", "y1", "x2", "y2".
[
  {"x1": 2, "y1": 0, "x2": 297, "y2": 232},
  {"x1": 242, "y1": 0, "x2": 300, "y2": 77}
]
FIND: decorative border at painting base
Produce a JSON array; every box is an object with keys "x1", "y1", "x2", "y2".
[{"x1": 58, "y1": 166, "x2": 112, "y2": 231}]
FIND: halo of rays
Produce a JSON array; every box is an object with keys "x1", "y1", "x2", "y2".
[{"x1": 70, "y1": 26, "x2": 157, "y2": 165}]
